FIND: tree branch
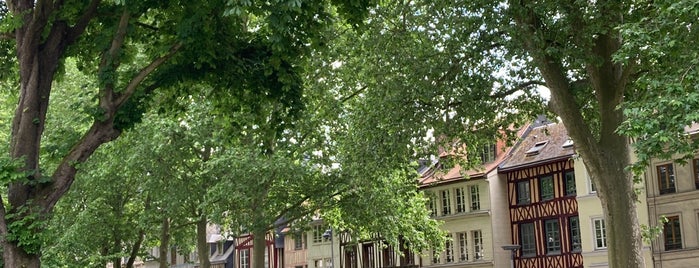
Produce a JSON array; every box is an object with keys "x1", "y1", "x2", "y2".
[
  {"x1": 65, "y1": 0, "x2": 101, "y2": 45},
  {"x1": 115, "y1": 42, "x2": 183, "y2": 107},
  {"x1": 488, "y1": 80, "x2": 547, "y2": 99}
]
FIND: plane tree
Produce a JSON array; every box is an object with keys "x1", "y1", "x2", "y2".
[
  {"x1": 0, "y1": 0, "x2": 375, "y2": 266},
  {"x1": 317, "y1": 1, "x2": 699, "y2": 267}
]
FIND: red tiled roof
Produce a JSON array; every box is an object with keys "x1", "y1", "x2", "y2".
[{"x1": 419, "y1": 125, "x2": 530, "y2": 187}]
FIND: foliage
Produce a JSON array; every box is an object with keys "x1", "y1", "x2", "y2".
[{"x1": 618, "y1": 0, "x2": 699, "y2": 175}]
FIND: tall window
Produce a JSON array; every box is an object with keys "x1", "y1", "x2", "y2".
[
  {"x1": 458, "y1": 232, "x2": 468, "y2": 262},
  {"x1": 470, "y1": 185, "x2": 481, "y2": 211},
  {"x1": 540, "y1": 176, "x2": 554, "y2": 201},
  {"x1": 264, "y1": 248, "x2": 269, "y2": 268},
  {"x1": 455, "y1": 187, "x2": 467, "y2": 213},
  {"x1": 445, "y1": 234, "x2": 454, "y2": 263},
  {"x1": 294, "y1": 233, "x2": 306, "y2": 250},
  {"x1": 593, "y1": 218, "x2": 607, "y2": 249},
  {"x1": 657, "y1": 163, "x2": 675, "y2": 194},
  {"x1": 480, "y1": 143, "x2": 496, "y2": 163},
  {"x1": 569, "y1": 216, "x2": 581, "y2": 252},
  {"x1": 472, "y1": 230, "x2": 483, "y2": 260},
  {"x1": 428, "y1": 194, "x2": 437, "y2": 216},
  {"x1": 517, "y1": 181, "x2": 531, "y2": 205},
  {"x1": 694, "y1": 159, "x2": 699, "y2": 189},
  {"x1": 313, "y1": 225, "x2": 325, "y2": 243},
  {"x1": 545, "y1": 219, "x2": 561, "y2": 254},
  {"x1": 520, "y1": 223, "x2": 536, "y2": 257},
  {"x1": 441, "y1": 190, "x2": 452, "y2": 215},
  {"x1": 240, "y1": 249, "x2": 250, "y2": 268},
  {"x1": 432, "y1": 249, "x2": 440, "y2": 264},
  {"x1": 664, "y1": 216, "x2": 682, "y2": 250},
  {"x1": 565, "y1": 171, "x2": 576, "y2": 196}
]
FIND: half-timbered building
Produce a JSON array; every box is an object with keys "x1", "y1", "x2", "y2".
[{"x1": 499, "y1": 123, "x2": 583, "y2": 268}]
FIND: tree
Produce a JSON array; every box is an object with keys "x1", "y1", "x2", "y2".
[
  {"x1": 317, "y1": 1, "x2": 690, "y2": 267},
  {"x1": 0, "y1": 0, "x2": 373, "y2": 266}
]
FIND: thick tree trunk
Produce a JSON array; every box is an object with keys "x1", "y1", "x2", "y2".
[
  {"x1": 197, "y1": 216, "x2": 211, "y2": 268},
  {"x1": 253, "y1": 229, "x2": 268, "y2": 268},
  {"x1": 160, "y1": 218, "x2": 171, "y2": 268}
]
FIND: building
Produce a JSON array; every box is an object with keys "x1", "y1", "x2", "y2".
[
  {"x1": 498, "y1": 123, "x2": 583, "y2": 268},
  {"x1": 644, "y1": 125, "x2": 699, "y2": 267},
  {"x1": 418, "y1": 134, "x2": 516, "y2": 268}
]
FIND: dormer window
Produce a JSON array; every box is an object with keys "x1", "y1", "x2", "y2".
[
  {"x1": 562, "y1": 138, "x2": 574, "y2": 148},
  {"x1": 525, "y1": 140, "x2": 549, "y2": 156}
]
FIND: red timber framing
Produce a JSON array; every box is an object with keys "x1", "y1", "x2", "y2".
[
  {"x1": 338, "y1": 233, "x2": 419, "y2": 268},
  {"x1": 505, "y1": 159, "x2": 583, "y2": 268},
  {"x1": 235, "y1": 233, "x2": 283, "y2": 268}
]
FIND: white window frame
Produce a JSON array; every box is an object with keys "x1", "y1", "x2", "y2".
[
  {"x1": 455, "y1": 187, "x2": 466, "y2": 213},
  {"x1": 470, "y1": 185, "x2": 480, "y2": 211},
  {"x1": 441, "y1": 189, "x2": 452, "y2": 215},
  {"x1": 592, "y1": 217, "x2": 607, "y2": 250},
  {"x1": 240, "y1": 249, "x2": 250, "y2": 268}
]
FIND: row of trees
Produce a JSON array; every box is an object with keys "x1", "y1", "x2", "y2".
[{"x1": 1, "y1": 0, "x2": 698, "y2": 267}]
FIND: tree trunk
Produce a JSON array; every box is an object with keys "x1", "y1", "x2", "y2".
[
  {"x1": 2, "y1": 244, "x2": 40, "y2": 268},
  {"x1": 253, "y1": 229, "x2": 268, "y2": 268},
  {"x1": 197, "y1": 216, "x2": 211, "y2": 268},
  {"x1": 160, "y1": 217, "x2": 171, "y2": 268},
  {"x1": 126, "y1": 229, "x2": 146, "y2": 268}
]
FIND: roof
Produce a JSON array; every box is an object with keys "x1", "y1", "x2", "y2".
[
  {"x1": 419, "y1": 125, "x2": 530, "y2": 187},
  {"x1": 499, "y1": 122, "x2": 574, "y2": 171}
]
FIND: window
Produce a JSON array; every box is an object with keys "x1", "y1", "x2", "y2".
[
  {"x1": 480, "y1": 143, "x2": 496, "y2": 163},
  {"x1": 314, "y1": 259, "x2": 331, "y2": 268},
  {"x1": 240, "y1": 249, "x2": 250, "y2": 268},
  {"x1": 520, "y1": 223, "x2": 536, "y2": 257},
  {"x1": 455, "y1": 187, "x2": 467, "y2": 213},
  {"x1": 657, "y1": 163, "x2": 675, "y2": 194},
  {"x1": 294, "y1": 233, "x2": 306, "y2": 250},
  {"x1": 540, "y1": 176, "x2": 554, "y2": 201},
  {"x1": 565, "y1": 171, "x2": 576, "y2": 196},
  {"x1": 589, "y1": 178, "x2": 596, "y2": 193},
  {"x1": 432, "y1": 249, "x2": 440, "y2": 264},
  {"x1": 428, "y1": 194, "x2": 437, "y2": 216},
  {"x1": 472, "y1": 230, "x2": 483, "y2": 260},
  {"x1": 445, "y1": 234, "x2": 454, "y2": 263},
  {"x1": 593, "y1": 218, "x2": 607, "y2": 249},
  {"x1": 382, "y1": 245, "x2": 394, "y2": 267},
  {"x1": 545, "y1": 219, "x2": 561, "y2": 254},
  {"x1": 569, "y1": 216, "x2": 581, "y2": 252},
  {"x1": 264, "y1": 248, "x2": 269, "y2": 268},
  {"x1": 664, "y1": 216, "x2": 682, "y2": 250},
  {"x1": 526, "y1": 140, "x2": 548, "y2": 156},
  {"x1": 470, "y1": 185, "x2": 481, "y2": 211},
  {"x1": 694, "y1": 159, "x2": 699, "y2": 189},
  {"x1": 457, "y1": 232, "x2": 469, "y2": 262},
  {"x1": 517, "y1": 181, "x2": 531, "y2": 205},
  {"x1": 313, "y1": 225, "x2": 325, "y2": 243},
  {"x1": 441, "y1": 190, "x2": 452, "y2": 215}
]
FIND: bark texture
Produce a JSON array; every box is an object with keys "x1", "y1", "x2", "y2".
[
  {"x1": 197, "y1": 217, "x2": 212, "y2": 268},
  {"x1": 511, "y1": 0, "x2": 645, "y2": 267}
]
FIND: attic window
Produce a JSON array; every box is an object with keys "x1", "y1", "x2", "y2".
[
  {"x1": 525, "y1": 140, "x2": 549, "y2": 156},
  {"x1": 562, "y1": 139, "x2": 574, "y2": 148}
]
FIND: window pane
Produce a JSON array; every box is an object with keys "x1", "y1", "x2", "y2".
[
  {"x1": 445, "y1": 233, "x2": 454, "y2": 263},
  {"x1": 441, "y1": 190, "x2": 451, "y2": 215},
  {"x1": 470, "y1": 185, "x2": 480, "y2": 211},
  {"x1": 593, "y1": 219, "x2": 607, "y2": 249},
  {"x1": 456, "y1": 188, "x2": 466, "y2": 213},
  {"x1": 664, "y1": 216, "x2": 682, "y2": 250},
  {"x1": 569, "y1": 217, "x2": 581, "y2": 252},
  {"x1": 517, "y1": 181, "x2": 531, "y2": 205},
  {"x1": 565, "y1": 171, "x2": 576, "y2": 196},
  {"x1": 540, "y1": 176, "x2": 554, "y2": 201},
  {"x1": 458, "y1": 232, "x2": 468, "y2": 261},
  {"x1": 657, "y1": 164, "x2": 676, "y2": 195},
  {"x1": 545, "y1": 219, "x2": 561, "y2": 254},
  {"x1": 520, "y1": 223, "x2": 536, "y2": 257},
  {"x1": 472, "y1": 230, "x2": 483, "y2": 260}
]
